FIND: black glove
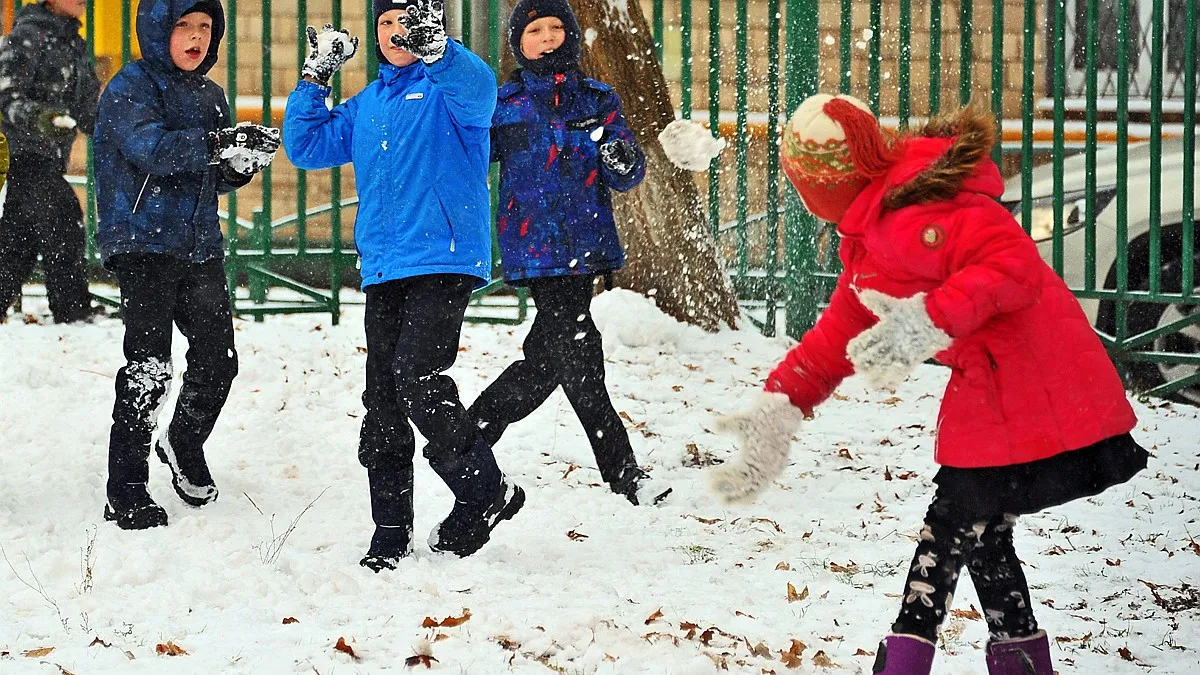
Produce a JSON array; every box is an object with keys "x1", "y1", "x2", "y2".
[
  {"x1": 207, "y1": 124, "x2": 282, "y2": 175},
  {"x1": 599, "y1": 138, "x2": 638, "y2": 176},
  {"x1": 302, "y1": 24, "x2": 359, "y2": 86},
  {"x1": 389, "y1": 0, "x2": 447, "y2": 64},
  {"x1": 35, "y1": 108, "x2": 77, "y2": 142}
]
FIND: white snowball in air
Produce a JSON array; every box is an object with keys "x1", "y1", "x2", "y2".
[{"x1": 657, "y1": 119, "x2": 727, "y2": 172}]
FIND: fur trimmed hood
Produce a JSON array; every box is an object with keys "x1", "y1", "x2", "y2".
[{"x1": 881, "y1": 102, "x2": 1000, "y2": 211}]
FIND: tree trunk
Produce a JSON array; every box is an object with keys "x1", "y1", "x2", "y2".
[{"x1": 499, "y1": 0, "x2": 740, "y2": 331}]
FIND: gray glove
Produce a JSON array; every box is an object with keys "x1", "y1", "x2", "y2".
[
  {"x1": 302, "y1": 24, "x2": 359, "y2": 86},
  {"x1": 389, "y1": 0, "x2": 447, "y2": 65},
  {"x1": 846, "y1": 289, "x2": 953, "y2": 390}
]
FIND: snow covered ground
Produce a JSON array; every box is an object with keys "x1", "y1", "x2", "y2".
[{"x1": 1, "y1": 287, "x2": 1198, "y2": 674}]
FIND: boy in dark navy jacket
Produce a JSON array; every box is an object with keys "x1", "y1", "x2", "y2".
[
  {"x1": 468, "y1": 0, "x2": 670, "y2": 507},
  {"x1": 94, "y1": 0, "x2": 279, "y2": 529}
]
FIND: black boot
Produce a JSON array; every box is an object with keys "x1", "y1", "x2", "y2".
[
  {"x1": 427, "y1": 437, "x2": 524, "y2": 557},
  {"x1": 359, "y1": 465, "x2": 415, "y2": 572},
  {"x1": 610, "y1": 465, "x2": 673, "y2": 506},
  {"x1": 155, "y1": 433, "x2": 218, "y2": 507},
  {"x1": 104, "y1": 481, "x2": 168, "y2": 530}
]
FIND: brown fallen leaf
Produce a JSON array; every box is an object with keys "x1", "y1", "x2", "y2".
[
  {"x1": 837, "y1": 448, "x2": 854, "y2": 460},
  {"x1": 1118, "y1": 646, "x2": 1134, "y2": 662},
  {"x1": 155, "y1": 641, "x2": 188, "y2": 656},
  {"x1": 829, "y1": 561, "x2": 857, "y2": 574},
  {"x1": 748, "y1": 641, "x2": 771, "y2": 657},
  {"x1": 421, "y1": 609, "x2": 471, "y2": 628},
  {"x1": 786, "y1": 583, "x2": 809, "y2": 603},
  {"x1": 812, "y1": 650, "x2": 835, "y2": 667},
  {"x1": 405, "y1": 654, "x2": 438, "y2": 668},
  {"x1": 334, "y1": 637, "x2": 359, "y2": 661},
  {"x1": 1106, "y1": 558, "x2": 1122, "y2": 566},
  {"x1": 566, "y1": 529, "x2": 589, "y2": 541},
  {"x1": 433, "y1": 634, "x2": 450, "y2": 642},
  {"x1": 680, "y1": 621, "x2": 701, "y2": 640},
  {"x1": 831, "y1": 392, "x2": 849, "y2": 401},
  {"x1": 282, "y1": 617, "x2": 299, "y2": 624},
  {"x1": 561, "y1": 463, "x2": 580, "y2": 479},
  {"x1": 779, "y1": 639, "x2": 806, "y2": 668},
  {"x1": 855, "y1": 648, "x2": 873, "y2": 656},
  {"x1": 645, "y1": 608, "x2": 664, "y2": 625},
  {"x1": 736, "y1": 610, "x2": 756, "y2": 618},
  {"x1": 22, "y1": 647, "x2": 54, "y2": 658},
  {"x1": 880, "y1": 396, "x2": 902, "y2": 405},
  {"x1": 776, "y1": 561, "x2": 791, "y2": 571},
  {"x1": 88, "y1": 638, "x2": 111, "y2": 648},
  {"x1": 951, "y1": 606, "x2": 982, "y2": 620}
]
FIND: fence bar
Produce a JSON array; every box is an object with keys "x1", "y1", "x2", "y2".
[
  {"x1": 898, "y1": 0, "x2": 911, "y2": 129},
  {"x1": 330, "y1": 0, "x2": 346, "y2": 323},
  {"x1": 461, "y1": 0, "x2": 472, "y2": 48},
  {"x1": 121, "y1": 0, "x2": 132, "y2": 64},
  {"x1": 296, "y1": 0, "x2": 309, "y2": 255},
  {"x1": 225, "y1": 0, "x2": 240, "y2": 264},
  {"x1": 765, "y1": 0, "x2": 781, "y2": 337},
  {"x1": 929, "y1": 0, "x2": 941, "y2": 114},
  {"x1": 1114, "y1": 0, "x2": 1131, "y2": 342},
  {"x1": 784, "y1": 0, "x2": 820, "y2": 338},
  {"x1": 1148, "y1": 0, "x2": 1164, "y2": 295},
  {"x1": 959, "y1": 0, "x2": 972, "y2": 105},
  {"x1": 867, "y1": 0, "x2": 881, "y2": 114},
  {"x1": 989, "y1": 0, "x2": 1003, "y2": 164},
  {"x1": 1084, "y1": 0, "x2": 1098, "y2": 290},
  {"x1": 1052, "y1": 0, "x2": 1066, "y2": 274},
  {"x1": 260, "y1": 0, "x2": 274, "y2": 244},
  {"x1": 681, "y1": 0, "x2": 692, "y2": 117},
  {"x1": 708, "y1": 0, "x2": 721, "y2": 238},
  {"x1": 1183, "y1": 0, "x2": 1197, "y2": 297},
  {"x1": 1019, "y1": 0, "x2": 1033, "y2": 236},
  {"x1": 735, "y1": 0, "x2": 749, "y2": 274},
  {"x1": 85, "y1": 0, "x2": 97, "y2": 262},
  {"x1": 839, "y1": 0, "x2": 851, "y2": 93},
  {"x1": 653, "y1": 0, "x2": 663, "y2": 63}
]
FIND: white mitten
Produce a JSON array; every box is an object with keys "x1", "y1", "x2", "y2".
[
  {"x1": 846, "y1": 289, "x2": 952, "y2": 390},
  {"x1": 708, "y1": 391, "x2": 806, "y2": 504}
]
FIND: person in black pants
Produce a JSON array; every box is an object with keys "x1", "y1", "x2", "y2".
[
  {"x1": 473, "y1": 0, "x2": 670, "y2": 507},
  {"x1": 0, "y1": 0, "x2": 102, "y2": 323},
  {"x1": 93, "y1": 0, "x2": 280, "y2": 529}
]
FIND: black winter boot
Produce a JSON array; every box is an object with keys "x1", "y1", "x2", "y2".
[
  {"x1": 104, "y1": 482, "x2": 168, "y2": 530},
  {"x1": 360, "y1": 465, "x2": 415, "y2": 572},
  {"x1": 155, "y1": 434, "x2": 218, "y2": 507},
  {"x1": 427, "y1": 436, "x2": 524, "y2": 556},
  {"x1": 610, "y1": 465, "x2": 672, "y2": 506}
]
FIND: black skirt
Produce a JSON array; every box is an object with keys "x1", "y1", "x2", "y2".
[{"x1": 931, "y1": 433, "x2": 1149, "y2": 518}]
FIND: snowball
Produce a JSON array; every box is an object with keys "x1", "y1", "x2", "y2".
[
  {"x1": 53, "y1": 114, "x2": 76, "y2": 129},
  {"x1": 657, "y1": 119, "x2": 727, "y2": 172}
]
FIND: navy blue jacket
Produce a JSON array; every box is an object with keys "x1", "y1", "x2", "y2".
[
  {"x1": 94, "y1": 0, "x2": 246, "y2": 265},
  {"x1": 491, "y1": 68, "x2": 644, "y2": 284},
  {"x1": 284, "y1": 41, "x2": 496, "y2": 289}
]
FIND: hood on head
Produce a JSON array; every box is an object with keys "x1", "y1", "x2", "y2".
[
  {"x1": 136, "y1": 0, "x2": 226, "y2": 76},
  {"x1": 508, "y1": 0, "x2": 582, "y2": 76},
  {"x1": 882, "y1": 101, "x2": 1001, "y2": 211}
]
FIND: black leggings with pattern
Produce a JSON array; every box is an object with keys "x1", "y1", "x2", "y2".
[{"x1": 891, "y1": 497, "x2": 1039, "y2": 643}]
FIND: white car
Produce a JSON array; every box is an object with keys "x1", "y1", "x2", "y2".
[{"x1": 1000, "y1": 138, "x2": 1200, "y2": 404}]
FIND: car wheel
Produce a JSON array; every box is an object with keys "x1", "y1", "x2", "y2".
[{"x1": 1111, "y1": 245, "x2": 1200, "y2": 405}]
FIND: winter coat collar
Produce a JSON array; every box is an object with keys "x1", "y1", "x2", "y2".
[
  {"x1": 16, "y1": 2, "x2": 82, "y2": 37},
  {"x1": 377, "y1": 60, "x2": 424, "y2": 87},
  {"x1": 136, "y1": 0, "x2": 226, "y2": 78},
  {"x1": 840, "y1": 104, "x2": 1002, "y2": 236}
]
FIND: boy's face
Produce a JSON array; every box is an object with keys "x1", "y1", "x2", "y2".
[
  {"x1": 377, "y1": 10, "x2": 418, "y2": 68},
  {"x1": 170, "y1": 11, "x2": 213, "y2": 72},
  {"x1": 521, "y1": 16, "x2": 566, "y2": 61},
  {"x1": 43, "y1": 0, "x2": 88, "y2": 20}
]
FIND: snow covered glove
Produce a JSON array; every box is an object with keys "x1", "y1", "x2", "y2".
[
  {"x1": 35, "y1": 108, "x2": 77, "y2": 142},
  {"x1": 847, "y1": 289, "x2": 952, "y2": 391},
  {"x1": 208, "y1": 124, "x2": 282, "y2": 176},
  {"x1": 389, "y1": 0, "x2": 447, "y2": 64},
  {"x1": 658, "y1": 118, "x2": 727, "y2": 171},
  {"x1": 708, "y1": 391, "x2": 806, "y2": 504},
  {"x1": 599, "y1": 138, "x2": 638, "y2": 176},
  {"x1": 302, "y1": 24, "x2": 359, "y2": 86}
]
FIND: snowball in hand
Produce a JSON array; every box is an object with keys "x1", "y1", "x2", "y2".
[
  {"x1": 658, "y1": 119, "x2": 727, "y2": 172},
  {"x1": 53, "y1": 114, "x2": 77, "y2": 130}
]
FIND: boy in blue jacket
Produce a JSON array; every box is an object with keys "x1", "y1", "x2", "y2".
[
  {"x1": 284, "y1": 0, "x2": 524, "y2": 570},
  {"x1": 94, "y1": 0, "x2": 280, "y2": 529},
  {"x1": 467, "y1": 0, "x2": 670, "y2": 507}
]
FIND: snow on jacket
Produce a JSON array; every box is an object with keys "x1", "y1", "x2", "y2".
[
  {"x1": 765, "y1": 106, "x2": 1136, "y2": 469},
  {"x1": 0, "y1": 2, "x2": 100, "y2": 171},
  {"x1": 283, "y1": 40, "x2": 495, "y2": 289},
  {"x1": 491, "y1": 68, "x2": 644, "y2": 284},
  {"x1": 94, "y1": 0, "x2": 247, "y2": 265}
]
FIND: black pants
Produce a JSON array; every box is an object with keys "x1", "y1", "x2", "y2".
[
  {"x1": 891, "y1": 496, "x2": 1038, "y2": 643},
  {"x1": 0, "y1": 157, "x2": 91, "y2": 322},
  {"x1": 107, "y1": 254, "x2": 238, "y2": 490},
  {"x1": 468, "y1": 275, "x2": 638, "y2": 487}
]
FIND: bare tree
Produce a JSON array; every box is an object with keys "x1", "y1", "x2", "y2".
[{"x1": 499, "y1": 0, "x2": 740, "y2": 331}]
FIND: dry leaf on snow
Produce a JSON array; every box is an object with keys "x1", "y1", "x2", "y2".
[
  {"x1": 779, "y1": 639, "x2": 806, "y2": 668},
  {"x1": 421, "y1": 608, "x2": 472, "y2": 628},
  {"x1": 644, "y1": 608, "x2": 664, "y2": 625},
  {"x1": 155, "y1": 641, "x2": 187, "y2": 656},
  {"x1": 22, "y1": 647, "x2": 54, "y2": 658},
  {"x1": 282, "y1": 617, "x2": 299, "y2": 624},
  {"x1": 334, "y1": 637, "x2": 359, "y2": 661}
]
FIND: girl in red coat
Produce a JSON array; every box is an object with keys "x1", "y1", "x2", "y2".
[{"x1": 709, "y1": 94, "x2": 1148, "y2": 675}]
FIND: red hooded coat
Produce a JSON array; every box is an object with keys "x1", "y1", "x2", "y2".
[{"x1": 765, "y1": 110, "x2": 1136, "y2": 469}]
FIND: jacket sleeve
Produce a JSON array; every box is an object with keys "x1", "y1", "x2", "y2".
[
  {"x1": 283, "y1": 80, "x2": 358, "y2": 170},
  {"x1": 99, "y1": 69, "x2": 211, "y2": 176},
  {"x1": 924, "y1": 205, "x2": 1045, "y2": 338},
  {"x1": 0, "y1": 28, "x2": 49, "y2": 133},
  {"x1": 763, "y1": 251, "x2": 877, "y2": 414},
  {"x1": 596, "y1": 90, "x2": 645, "y2": 192},
  {"x1": 423, "y1": 40, "x2": 497, "y2": 129}
]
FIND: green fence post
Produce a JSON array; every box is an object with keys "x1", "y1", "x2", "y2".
[
  {"x1": 708, "y1": 0, "x2": 721, "y2": 238},
  {"x1": 959, "y1": 0, "x2": 972, "y2": 105},
  {"x1": 1020, "y1": 0, "x2": 1034, "y2": 237},
  {"x1": 1148, "y1": 0, "x2": 1164, "y2": 295},
  {"x1": 1114, "y1": 0, "x2": 1131, "y2": 349},
  {"x1": 296, "y1": 0, "x2": 309, "y2": 255},
  {"x1": 653, "y1": 0, "x2": 664, "y2": 64},
  {"x1": 1084, "y1": 0, "x2": 1098, "y2": 290},
  {"x1": 330, "y1": 0, "x2": 346, "y2": 324},
  {"x1": 989, "y1": 0, "x2": 1003, "y2": 165},
  {"x1": 1052, "y1": 0, "x2": 1067, "y2": 274},
  {"x1": 839, "y1": 0, "x2": 851, "y2": 94},
  {"x1": 681, "y1": 0, "x2": 692, "y2": 118},
  {"x1": 226, "y1": 0, "x2": 240, "y2": 302},
  {"x1": 929, "y1": 0, "x2": 942, "y2": 114},
  {"x1": 784, "y1": 0, "x2": 820, "y2": 339},
  {"x1": 867, "y1": 0, "x2": 881, "y2": 114},
  {"x1": 1183, "y1": 0, "x2": 1197, "y2": 297},
  {"x1": 735, "y1": 0, "x2": 749, "y2": 275},
  {"x1": 85, "y1": 0, "x2": 97, "y2": 263},
  {"x1": 898, "y1": 0, "x2": 911, "y2": 129},
  {"x1": 764, "y1": 0, "x2": 782, "y2": 337}
]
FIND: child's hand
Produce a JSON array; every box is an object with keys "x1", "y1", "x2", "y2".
[
  {"x1": 847, "y1": 289, "x2": 953, "y2": 390},
  {"x1": 599, "y1": 138, "x2": 638, "y2": 176},
  {"x1": 208, "y1": 124, "x2": 282, "y2": 176},
  {"x1": 389, "y1": 0, "x2": 447, "y2": 65},
  {"x1": 707, "y1": 391, "x2": 805, "y2": 504},
  {"x1": 302, "y1": 24, "x2": 359, "y2": 86},
  {"x1": 35, "y1": 108, "x2": 76, "y2": 142}
]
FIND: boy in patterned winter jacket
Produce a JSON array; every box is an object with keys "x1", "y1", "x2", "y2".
[{"x1": 467, "y1": 0, "x2": 670, "y2": 507}]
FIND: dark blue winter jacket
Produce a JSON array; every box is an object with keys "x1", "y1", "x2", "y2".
[
  {"x1": 94, "y1": 0, "x2": 246, "y2": 265},
  {"x1": 283, "y1": 40, "x2": 496, "y2": 289},
  {"x1": 491, "y1": 68, "x2": 645, "y2": 284}
]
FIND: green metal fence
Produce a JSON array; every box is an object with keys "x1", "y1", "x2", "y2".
[{"x1": 2, "y1": 0, "x2": 1197, "y2": 401}]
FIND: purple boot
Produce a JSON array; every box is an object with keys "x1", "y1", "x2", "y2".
[
  {"x1": 986, "y1": 631, "x2": 1053, "y2": 675},
  {"x1": 871, "y1": 634, "x2": 935, "y2": 674}
]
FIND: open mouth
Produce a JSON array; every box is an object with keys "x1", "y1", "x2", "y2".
[
  {"x1": 185, "y1": 47, "x2": 202, "y2": 58},
  {"x1": 541, "y1": 48, "x2": 556, "y2": 56}
]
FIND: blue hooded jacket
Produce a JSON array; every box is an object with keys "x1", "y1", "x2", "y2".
[
  {"x1": 491, "y1": 68, "x2": 645, "y2": 284},
  {"x1": 283, "y1": 40, "x2": 496, "y2": 289},
  {"x1": 94, "y1": 0, "x2": 245, "y2": 265}
]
